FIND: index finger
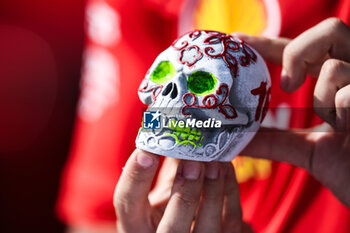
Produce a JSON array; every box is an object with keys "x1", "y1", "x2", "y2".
[
  {"x1": 241, "y1": 127, "x2": 314, "y2": 171},
  {"x1": 282, "y1": 18, "x2": 350, "y2": 92},
  {"x1": 232, "y1": 33, "x2": 324, "y2": 79},
  {"x1": 232, "y1": 32, "x2": 289, "y2": 65},
  {"x1": 233, "y1": 18, "x2": 350, "y2": 92}
]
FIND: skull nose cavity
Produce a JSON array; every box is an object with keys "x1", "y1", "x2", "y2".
[
  {"x1": 162, "y1": 82, "x2": 173, "y2": 96},
  {"x1": 162, "y1": 82, "x2": 178, "y2": 99},
  {"x1": 171, "y1": 84, "x2": 178, "y2": 99}
]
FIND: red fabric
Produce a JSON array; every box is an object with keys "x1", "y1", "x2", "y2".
[
  {"x1": 57, "y1": 0, "x2": 177, "y2": 226},
  {"x1": 57, "y1": 0, "x2": 350, "y2": 231}
]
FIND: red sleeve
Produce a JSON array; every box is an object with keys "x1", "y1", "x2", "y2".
[
  {"x1": 338, "y1": 0, "x2": 350, "y2": 25},
  {"x1": 56, "y1": 0, "x2": 177, "y2": 227}
]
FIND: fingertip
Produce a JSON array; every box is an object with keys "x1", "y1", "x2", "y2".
[
  {"x1": 205, "y1": 162, "x2": 219, "y2": 180},
  {"x1": 231, "y1": 32, "x2": 260, "y2": 47},
  {"x1": 280, "y1": 69, "x2": 290, "y2": 91},
  {"x1": 133, "y1": 149, "x2": 160, "y2": 168},
  {"x1": 280, "y1": 68, "x2": 305, "y2": 92},
  {"x1": 335, "y1": 85, "x2": 350, "y2": 132},
  {"x1": 282, "y1": 40, "x2": 310, "y2": 92},
  {"x1": 181, "y1": 160, "x2": 203, "y2": 180}
]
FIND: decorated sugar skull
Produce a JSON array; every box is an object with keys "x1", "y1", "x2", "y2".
[{"x1": 136, "y1": 30, "x2": 271, "y2": 161}]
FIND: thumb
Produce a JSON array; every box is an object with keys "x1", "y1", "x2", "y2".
[
  {"x1": 241, "y1": 127, "x2": 314, "y2": 170},
  {"x1": 114, "y1": 149, "x2": 160, "y2": 230}
]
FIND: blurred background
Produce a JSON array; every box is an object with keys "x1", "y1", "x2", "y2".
[{"x1": 0, "y1": 0, "x2": 84, "y2": 232}]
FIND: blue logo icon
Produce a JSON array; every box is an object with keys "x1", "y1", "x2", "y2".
[{"x1": 143, "y1": 110, "x2": 162, "y2": 129}]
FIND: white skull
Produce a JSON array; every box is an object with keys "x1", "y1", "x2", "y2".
[{"x1": 136, "y1": 30, "x2": 271, "y2": 161}]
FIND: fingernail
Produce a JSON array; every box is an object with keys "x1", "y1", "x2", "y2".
[
  {"x1": 183, "y1": 161, "x2": 201, "y2": 180},
  {"x1": 280, "y1": 69, "x2": 289, "y2": 90},
  {"x1": 205, "y1": 163, "x2": 219, "y2": 179},
  {"x1": 136, "y1": 152, "x2": 153, "y2": 168}
]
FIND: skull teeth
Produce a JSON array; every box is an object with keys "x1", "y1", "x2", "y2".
[
  {"x1": 166, "y1": 128, "x2": 202, "y2": 141},
  {"x1": 162, "y1": 119, "x2": 204, "y2": 147}
]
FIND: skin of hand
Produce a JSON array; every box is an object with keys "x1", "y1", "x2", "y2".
[
  {"x1": 113, "y1": 149, "x2": 254, "y2": 233},
  {"x1": 233, "y1": 17, "x2": 350, "y2": 207}
]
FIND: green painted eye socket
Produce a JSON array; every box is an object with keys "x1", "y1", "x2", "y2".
[
  {"x1": 150, "y1": 61, "x2": 176, "y2": 84},
  {"x1": 187, "y1": 71, "x2": 217, "y2": 95}
]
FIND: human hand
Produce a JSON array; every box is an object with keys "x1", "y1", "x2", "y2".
[
  {"x1": 233, "y1": 18, "x2": 350, "y2": 207},
  {"x1": 114, "y1": 149, "x2": 253, "y2": 233}
]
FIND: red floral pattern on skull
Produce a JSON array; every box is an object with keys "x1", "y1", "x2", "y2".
[{"x1": 172, "y1": 30, "x2": 257, "y2": 77}]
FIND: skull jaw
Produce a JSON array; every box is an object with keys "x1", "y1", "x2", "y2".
[{"x1": 135, "y1": 123, "x2": 259, "y2": 162}]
